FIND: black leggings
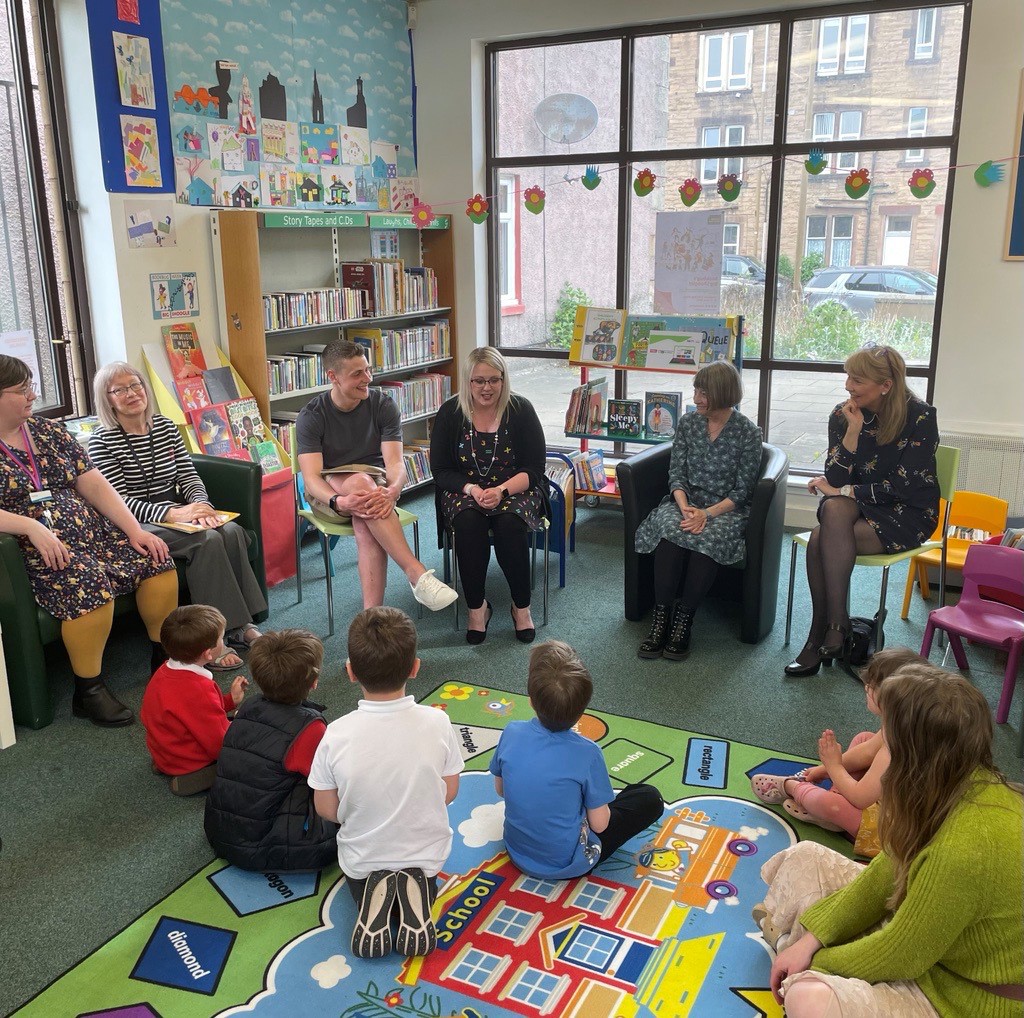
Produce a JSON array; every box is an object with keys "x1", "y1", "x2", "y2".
[
  {"x1": 652, "y1": 540, "x2": 720, "y2": 610},
  {"x1": 596, "y1": 783, "x2": 664, "y2": 864},
  {"x1": 452, "y1": 509, "x2": 532, "y2": 610}
]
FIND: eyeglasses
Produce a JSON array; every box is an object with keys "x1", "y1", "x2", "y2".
[
  {"x1": 107, "y1": 382, "x2": 145, "y2": 399},
  {"x1": 3, "y1": 383, "x2": 36, "y2": 397},
  {"x1": 470, "y1": 376, "x2": 503, "y2": 388}
]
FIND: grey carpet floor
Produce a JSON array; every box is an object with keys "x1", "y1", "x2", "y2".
[{"x1": 1, "y1": 488, "x2": 1020, "y2": 1016}]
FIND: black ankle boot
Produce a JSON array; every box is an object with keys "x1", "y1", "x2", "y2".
[
  {"x1": 151, "y1": 640, "x2": 168, "y2": 673},
  {"x1": 663, "y1": 604, "x2": 694, "y2": 661},
  {"x1": 638, "y1": 604, "x2": 671, "y2": 659},
  {"x1": 72, "y1": 677, "x2": 134, "y2": 727}
]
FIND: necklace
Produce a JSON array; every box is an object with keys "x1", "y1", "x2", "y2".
[{"x1": 469, "y1": 423, "x2": 500, "y2": 483}]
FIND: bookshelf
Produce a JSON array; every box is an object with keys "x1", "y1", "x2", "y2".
[{"x1": 209, "y1": 209, "x2": 458, "y2": 493}]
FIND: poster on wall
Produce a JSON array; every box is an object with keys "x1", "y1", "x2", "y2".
[
  {"x1": 125, "y1": 199, "x2": 177, "y2": 247},
  {"x1": 120, "y1": 115, "x2": 162, "y2": 188},
  {"x1": 112, "y1": 32, "x2": 155, "y2": 109},
  {"x1": 654, "y1": 211, "x2": 725, "y2": 317},
  {"x1": 0, "y1": 330, "x2": 42, "y2": 385},
  {"x1": 150, "y1": 271, "x2": 199, "y2": 319}
]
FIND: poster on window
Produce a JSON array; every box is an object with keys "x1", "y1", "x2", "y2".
[
  {"x1": 0, "y1": 330, "x2": 42, "y2": 385},
  {"x1": 654, "y1": 211, "x2": 724, "y2": 316}
]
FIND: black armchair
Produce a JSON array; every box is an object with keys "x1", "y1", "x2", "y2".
[
  {"x1": 0, "y1": 454, "x2": 267, "y2": 730},
  {"x1": 617, "y1": 442, "x2": 789, "y2": 644}
]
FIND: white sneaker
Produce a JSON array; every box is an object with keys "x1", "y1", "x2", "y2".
[{"x1": 410, "y1": 569, "x2": 458, "y2": 611}]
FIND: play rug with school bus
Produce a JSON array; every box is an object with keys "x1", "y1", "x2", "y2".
[{"x1": 15, "y1": 683, "x2": 852, "y2": 1018}]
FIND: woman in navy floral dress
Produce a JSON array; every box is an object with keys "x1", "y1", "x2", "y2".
[
  {"x1": 430, "y1": 348, "x2": 547, "y2": 644},
  {"x1": 0, "y1": 356, "x2": 178, "y2": 726},
  {"x1": 786, "y1": 346, "x2": 939, "y2": 676}
]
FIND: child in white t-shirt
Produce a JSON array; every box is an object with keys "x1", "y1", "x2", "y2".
[{"x1": 309, "y1": 606, "x2": 462, "y2": 959}]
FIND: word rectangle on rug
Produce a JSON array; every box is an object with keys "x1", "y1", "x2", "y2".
[{"x1": 17, "y1": 684, "x2": 846, "y2": 1018}]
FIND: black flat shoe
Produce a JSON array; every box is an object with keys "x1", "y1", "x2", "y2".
[
  {"x1": 511, "y1": 606, "x2": 536, "y2": 644},
  {"x1": 466, "y1": 601, "x2": 493, "y2": 645},
  {"x1": 784, "y1": 642, "x2": 824, "y2": 677}
]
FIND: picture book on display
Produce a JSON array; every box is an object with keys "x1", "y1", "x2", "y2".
[
  {"x1": 203, "y1": 366, "x2": 240, "y2": 404},
  {"x1": 564, "y1": 377, "x2": 608, "y2": 435},
  {"x1": 174, "y1": 377, "x2": 210, "y2": 411},
  {"x1": 568, "y1": 448, "x2": 607, "y2": 492},
  {"x1": 225, "y1": 397, "x2": 266, "y2": 451},
  {"x1": 569, "y1": 306, "x2": 738, "y2": 371},
  {"x1": 251, "y1": 441, "x2": 283, "y2": 472},
  {"x1": 189, "y1": 403, "x2": 240, "y2": 457},
  {"x1": 644, "y1": 391, "x2": 681, "y2": 439},
  {"x1": 607, "y1": 398, "x2": 642, "y2": 437},
  {"x1": 162, "y1": 323, "x2": 207, "y2": 381}
]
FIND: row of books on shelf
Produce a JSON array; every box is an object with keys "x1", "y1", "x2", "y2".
[
  {"x1": 375, "y1": 372, "x2": 452, "y2": 419},
  {"x1": 565, "y1": 381, "x2": 683, "y2": 440},
  {"x1": 263, "y1": 287, "x2": 366, "y2": 332},
  {"x1": 350, "y1": 320, "x2": 450, "y2": 372},
  {"x1": 569, "y1": 305, "x2": 737, "y2": 371},
  {"x1": 567, "y1": 449, "x2": 607, "y2": 492},
  {"x1": 565, "y1": 377, "x2": 608, "y2": 435}
]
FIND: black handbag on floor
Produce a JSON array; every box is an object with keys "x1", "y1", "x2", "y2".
[{"x1": 841, "y1": 609, "x2": 886, "y2": 676}]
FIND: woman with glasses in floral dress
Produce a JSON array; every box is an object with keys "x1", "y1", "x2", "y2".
[
  {"x1": 430, "y1": 348, "x2": 547, "y2": 644},
  {"x1": 785, "y1": 345, "x2": 939, "y2": 677}
]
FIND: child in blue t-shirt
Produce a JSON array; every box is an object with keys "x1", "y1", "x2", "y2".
[{"x1": 490, "y1": 640, "x2": 663, "y2": 878}]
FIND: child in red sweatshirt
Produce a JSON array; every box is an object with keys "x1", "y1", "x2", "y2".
[{"x1": 141, "y1": 605, "x2": 248, "y2": 795}]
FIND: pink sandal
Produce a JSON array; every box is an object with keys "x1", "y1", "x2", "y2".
[
  {"x1": 750, "y1": 773, "x2": 791, "y2": 804},
  {"x1": 782, "y1": 797, "x2": 844, "y2": 832}
]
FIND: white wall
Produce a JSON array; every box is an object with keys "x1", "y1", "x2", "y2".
[{"x1": 413, "y1": 0, "x2": 1024, "y2": 437}]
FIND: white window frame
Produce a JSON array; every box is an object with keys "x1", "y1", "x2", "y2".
[
  {"x1": 844, "y1": 15, "x2": 869, "y2": 74},
  {"x1": 818, "y1": 16, "x2": 869, "y2": 76},
  {"x1": 701, "y1": 126, "x2": 721, "y2": 183},
  {"x1": 725, "y1": 124, "x2": 745, "y2": 177},
  {"x1": 498, "y1": 173, "x2": 518, "y2": 306},
  {"x1": 915, "y1": 8, "x2": 936, "y2": 59},
  {"x1": 805, "y1": 216, "x2": 827, "y2": 259},
  {"x1": 723, "y1": 223, "x2": 740, "y2": 257},
  {"x1": 450, "y1": 947, "x2": 507, "y2": 990},
  {"x1": 700, "y1": 30, "x2": 752, "y2": 91},
  {"x1": 505, "y1": 967, "x2": 564, "y2": 1010},
  {"x1": 831, "y1": 215, "x2": 854, "y2": 266},
  {"x1": 906, "y1": 107, "x2": 928, "y2": 162},
  {"x1": 837, "y1": 110, "x2": 862, "y2": 171},
  {"x1": 817, "y1": 18, "x2": 841, "y2": 75},
  {"x1": 483, "y1": 904, "x2": 538, "y2": 944}
]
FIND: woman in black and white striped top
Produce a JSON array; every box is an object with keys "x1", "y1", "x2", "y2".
[{"x1": 90, "y1": 363, "x2": 267, "y2": 666}]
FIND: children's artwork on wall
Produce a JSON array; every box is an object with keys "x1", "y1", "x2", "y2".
[
  {"x1": 174, "y1": 156, "x2": 217, "y2": 205},
  {"x1": 388, "y1": 176, "x2": 418, "y2": 212},
  {"x1": 295, "y1": 172, "x2": 324, "y2": 205},
  {"x1": 172, "y1": 82, "x2": 222, "y2": 118},
  {"x1": 322, "y1": 168, "x2": 355, "y2": 207},
  {"x1": 237, "y1": 74, "x2": 257, "y2": 135},
  {"x1": 340, "y1": 126, "x2": 370, "y2": 166},
  {"x1": 299, "y1": 122, "x2": 340, "y2": 165},
  {"x1": 112, "y1": 32, "x2": 155, "y2": 109},
  {"x1": 120, "y1": 115, "x2": 162, "y2": 187},
  {"x1": 171, "y1": 113, "x2": 210, "y2": 158},
  {"x1": 220, "y1": 174, "x2": 260, "y2": 209},
  {"x1": 245, "y1": 136, "x2": 260, "y2": 162},
  {"x1": 259, "y1": 165, "x2": 297, "y2": 207},
  {"x1": 124, "y1": 198, "x2": 177, "y2": 248},
  {"x1": 151, "y1": 272, "x2": 200, "y2": 319},
  {"x1": 117, "y1": 0, "x2": 140, "y2": 24},
  {"x1": 261, "y1": 119, "x2": 299, "y2": 164},
  {"x1": 257, "y1": 73, "x2": 287, "y2": 121},
  {"x1": 370, "y1": 140, "x2": 399, "y2": 179},
  {"x1": 207, "y1": 123, "x2": 245, "y2": 171}
]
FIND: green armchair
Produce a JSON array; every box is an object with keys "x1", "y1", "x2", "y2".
[{"x1": 0, "y1": 454, "x2": 267, "y2": 730}]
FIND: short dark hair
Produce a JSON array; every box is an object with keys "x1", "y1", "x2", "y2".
[
  {"x1": 527, "y1": 640, "x2": 592, "y2": 732},
  {"x1": 248, "y1": 629, "x2": 323, "y2": 704},
  {"x1": 323, "y1": 339, "x2": 368, "y2": 375},
  {"x1": 160, "y1": 605, "x2": 225, "y2": 664},
  {"x1": 692, "y1": 360, "x2": 743, "y2": 411},
  {"x1": 347, "y1": 606, "x2": 417, "y2": 693},
  {"x1": 0, "y1": 355, "x2": 31, "y2": 391}
]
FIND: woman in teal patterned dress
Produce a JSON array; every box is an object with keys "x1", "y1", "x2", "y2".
[
  {"x1": 785, "y1": 345, "x2": 939, "y2": 677},
  {"x1": 634, "y1": 361, "x2": 762, "y2": 661}
]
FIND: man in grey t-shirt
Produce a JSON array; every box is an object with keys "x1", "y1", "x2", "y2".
[{"x1": 296, "y1": 339, "x2": 457, "y2": 612}]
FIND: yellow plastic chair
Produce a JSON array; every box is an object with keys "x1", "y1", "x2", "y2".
[
  {"x1": 292, "y1": 444, "x2": 421, "y2": 638},
  {"x1": 784, "y1": 445, "x2": 960, "y2": 647},
  {"x1": 900, "y1": 491, "x2": 1008, "y2": 619}
]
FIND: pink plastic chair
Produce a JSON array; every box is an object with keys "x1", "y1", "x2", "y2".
[{"x1": 921, "y1": 543, "x2": 1024, "y2": 725}]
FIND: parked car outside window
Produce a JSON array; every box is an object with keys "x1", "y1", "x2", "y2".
[{"x1": 802, "y1": 265, "x2": 937, "y2": 318}]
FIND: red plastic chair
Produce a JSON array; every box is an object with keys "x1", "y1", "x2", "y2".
[{"x1": 921, "y1": 543, "x2": 1024, "y2": 725}]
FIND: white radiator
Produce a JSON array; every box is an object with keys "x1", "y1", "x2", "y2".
[{"x1": 942, "y1": 431, "x2": 1024, "y2": 516}]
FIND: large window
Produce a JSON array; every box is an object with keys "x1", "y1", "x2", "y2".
[{"x1": 487, "y1": 5, "x2": 966, "y2": 470}]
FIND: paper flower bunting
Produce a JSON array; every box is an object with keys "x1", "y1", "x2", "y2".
[
  {"x1": 908, "y1": 168, "x2": 936, "y2": 200},
  {"x1": 717, "y1": 173, "x2": 742, "y2": 202},
  {"x1": 410, "y1": 197, "x2": 435, "y2": 228},
  {"x1": 805, "y1": 148, "x2": 827, "y2": 175},
  {"x1": 465, "y1": 193, "x2": 489, "y2": 224},
  {"x1": 974, "y1": 160, "x2": 1005, "y2": 187},
  {"x1": 582, "y1": 165, "x2": 601, "y2": 190},
  {"x1": 678, "y1": 178, "x2": 702, "y2": 207},
  {"x1": 845, "y1": 168, "x2": 871, "y2": 199},
  {"x1": 633, "y1": 167, "x2": 656, "y2": 197},
  {"x1": 524, "y1": 185, "x2": 545, "y2": 215}
]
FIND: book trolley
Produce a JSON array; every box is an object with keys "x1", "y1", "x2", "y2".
[{"x1": 565, "y1": 306, "x2": 745, "y2": 506}]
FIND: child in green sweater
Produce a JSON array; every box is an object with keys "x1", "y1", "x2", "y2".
[{"x1": 758, "y1": 663, "x2": 1023, "y2": 1018}]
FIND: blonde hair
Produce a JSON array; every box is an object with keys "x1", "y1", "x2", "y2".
[
  {"x1": 843, "y1": 345, "x2": 908, "y2": 446},
  {"x1": 859, "y1": 646, "x2": 927, "y2": 691},
  {"x1": 877, "y1": 665, "x2": 1016, "y2": 908},
  {"x1": 93, "y1": 362, "x2": 154, "y2": 431},
  {"x1": 458, "y1": 347, "x2": 512, "y2": 425}
]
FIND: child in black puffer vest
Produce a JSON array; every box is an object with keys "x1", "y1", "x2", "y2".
[{"x1": 205, "y1": 629, "x2": 338, "y2": 872}]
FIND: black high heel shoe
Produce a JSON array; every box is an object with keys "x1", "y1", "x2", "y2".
[
  {"x1": 466, "y1": 601, "x2": 493, "y2": 645},
  {"x1": 818, "y1": 623, "x2": 849, "y2": 663},
  {"x1": 784, "y1": 641, "x2": 825, "y2": 677}
]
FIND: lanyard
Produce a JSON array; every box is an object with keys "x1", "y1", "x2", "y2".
[
  {"x1": 0, "y1": 424, "x2": 43, "y2": 490},
  {"x1": 120, "y1": 425, "x2": 157, "y2": 501}
]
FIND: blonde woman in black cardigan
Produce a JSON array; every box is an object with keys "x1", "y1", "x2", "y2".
[{"x1": 430, "y1": 348, "x2": 548, "y2": 644}]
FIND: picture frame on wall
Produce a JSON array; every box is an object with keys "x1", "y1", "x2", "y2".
[{"x1": 1005, "y1": 69, "x2": 1024, "y2": 261}]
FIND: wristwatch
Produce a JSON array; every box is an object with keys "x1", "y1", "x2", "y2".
[
  {"x1": 840, "y1": 484, "x2": 854, "y2": 499},
  {"x1": 500, "y1": 486, "x2": 509, "y2": 500},
  {"x1": 328, "y1": 494, "x2": 340, "y2": 512}
]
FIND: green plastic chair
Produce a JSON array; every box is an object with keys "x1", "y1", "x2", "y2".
[{"x1": 784, "y1": 444, "x2": 961, "y2": 647}]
